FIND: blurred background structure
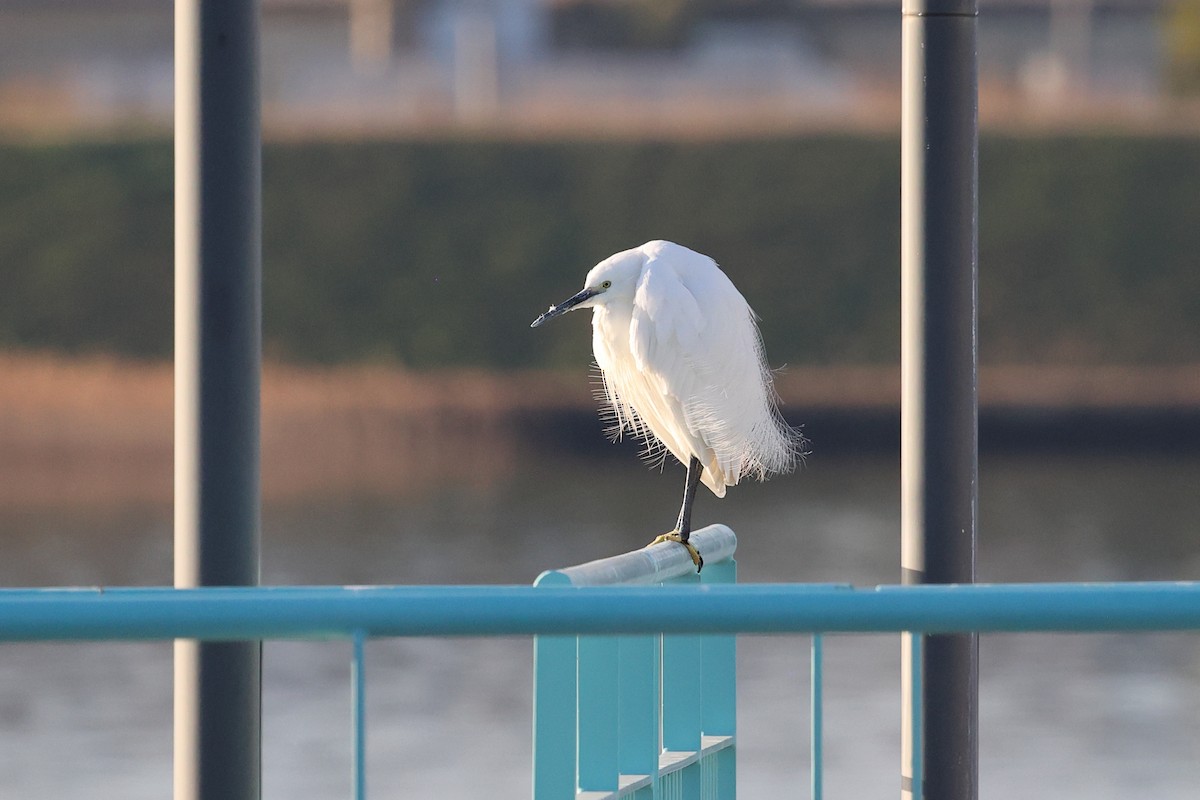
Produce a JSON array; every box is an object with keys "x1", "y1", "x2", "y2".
[
  {"x1": 1, "y1": 1, "x2": 1199, "y2": 798},
  {"x1": 0, "y1": 0, "x2": 1195, "y2": 135}
]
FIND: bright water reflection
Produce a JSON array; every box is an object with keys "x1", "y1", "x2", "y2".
[{"x1": 1, "y1": 453, "x2": 1198, "y2": 798}]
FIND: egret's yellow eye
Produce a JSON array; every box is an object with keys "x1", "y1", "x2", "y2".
[{"x1": 600, "y1": 280, "x2": 612, "y2": 290}]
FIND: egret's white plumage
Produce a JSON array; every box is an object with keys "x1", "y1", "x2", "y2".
[{"x1": 531, "y1": 241, "x2": 803, "y2": 567}]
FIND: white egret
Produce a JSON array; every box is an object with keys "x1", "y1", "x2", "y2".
[{"x1": 531, "y1": 240, "x2": 805, "y2": 570}]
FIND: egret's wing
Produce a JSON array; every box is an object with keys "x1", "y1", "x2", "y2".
[
  {"x1": 627, "y1": 250, "x2": 737, "y2": 493},
  {"x1": 629, "y1": 257, "x2": 702, "y2": 390},
  {"x1": 613, "y1": 256, "x2": 706, "y2": 476},
  {"x1": 630, "y1": 244, "x2": 800, "y2": 493}
]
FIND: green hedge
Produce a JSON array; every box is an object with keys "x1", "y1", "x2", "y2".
[{"x1": 0, "y1": 136, "x2": 1197, "y2": 368}]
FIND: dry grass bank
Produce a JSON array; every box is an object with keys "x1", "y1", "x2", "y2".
[
  {"x1": 0, "y1": 353, "x2": 588, "y2": 510},
  {"x1": 2, "y1": 352, "x2": 1197, "y2": 509}
]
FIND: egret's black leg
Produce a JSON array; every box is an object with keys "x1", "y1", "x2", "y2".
[
  {"x1": 648, "y1": 456, "x2": 705, "y2": 572},
  {"x1": 675, "y1": 455, "x2": 704, "y2": 540}
]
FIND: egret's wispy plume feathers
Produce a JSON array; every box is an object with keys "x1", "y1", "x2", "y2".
[{"x1": 591, "y1": 361, "x2": 670, "y2": 470}]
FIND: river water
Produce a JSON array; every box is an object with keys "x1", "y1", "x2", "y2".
[{"x1": 1, "y1": 452, "x2": 1198, "y2": 798}]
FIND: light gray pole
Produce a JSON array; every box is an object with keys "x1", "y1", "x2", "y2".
[
  {"x1": 174, "y1": 1, "x2": 262, "y2": 798},
  {"x1": 900, "y1": 1, "x2": 979, "y2": 799}
]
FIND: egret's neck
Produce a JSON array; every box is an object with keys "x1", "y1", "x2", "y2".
[
  {"x1": 590, "y1": 303, "x2": 632, "y2": 370},
  {"x1": 591, "y1": 302, "x2": 630, "y2": 333}
]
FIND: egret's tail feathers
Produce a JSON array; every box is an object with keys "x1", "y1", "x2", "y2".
[
  {"x1": 683, "y1": 381, "x2": 806, "y2": 488},
  {"x1": 701, "y1": 455, "x2": 729, "y2": 497}
]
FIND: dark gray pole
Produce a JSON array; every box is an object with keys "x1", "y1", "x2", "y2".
[
  {"x1": 174, "y1": 1, "x2": 262, "y2": 799},
  {"x1": 900, "y1": 1, "x2": 979, "y2": 800}
]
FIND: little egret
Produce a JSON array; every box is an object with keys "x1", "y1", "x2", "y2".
[{"x1": 531, "y1": 240, "x2": 804, "y2": 570}]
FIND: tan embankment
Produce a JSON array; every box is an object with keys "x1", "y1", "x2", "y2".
[
  {"x1": 1, "y1": 352, "x2": 1197, "y2": 509},
  {"x1": 0, "y1": 352, "x2": 588, "y2": 509}
]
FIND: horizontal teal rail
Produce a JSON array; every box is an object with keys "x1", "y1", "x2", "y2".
[{"x1": 2, "y1": 582, "x2": 1200, "y2": 641}]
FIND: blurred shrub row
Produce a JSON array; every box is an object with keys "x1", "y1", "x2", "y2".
[{"x1": 0, "y1": 136, "x2": 1197, "y2": 369}]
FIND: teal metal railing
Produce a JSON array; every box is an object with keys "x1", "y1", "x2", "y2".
[
  {"x1": 2, "y1": 543, "x2": 1200, "y2": 798},
  {"x1": 532, "y1": 525, "x2": 738, "y2": 799}
]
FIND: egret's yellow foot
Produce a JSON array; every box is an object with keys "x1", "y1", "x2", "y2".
[{"x1": 648, "y1": 531, "x2": 704, "y2": 572}]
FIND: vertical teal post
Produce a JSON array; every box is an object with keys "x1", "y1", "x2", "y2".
[
  {"x1": 533, "y1": 571, "x2": 576, "y2": 799},
  {"x1": 662, "y1": 571, "x2": 702, "y2": 796},
  {"x1": 352, "y1": 631, "x2": 367, "y2": 800},
  {"x1": 811, "y1": 634, "x2": 824, "y2": 800},
  {"x1": 702, "y1": 559, "x2": 737, "y2": 798},
  {"x1": 909, "y1": 634, "x2": 924, "y2": 799}
]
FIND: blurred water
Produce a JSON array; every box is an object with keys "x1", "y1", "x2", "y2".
[{"x1": 1, "y1": 453, "x2": 1198, "y2": 798}]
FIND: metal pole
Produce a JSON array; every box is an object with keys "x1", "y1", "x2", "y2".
[
  {"x1": 900, "y1": 1, "x2": 979, "y2": 799},
  {"x1": 174, "y1": 1, "x2": 262, "y2": 799}
]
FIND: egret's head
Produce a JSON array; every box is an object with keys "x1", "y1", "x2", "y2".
[{"x1": 530, "y1": 248, "x2": 643, "y2": 328}]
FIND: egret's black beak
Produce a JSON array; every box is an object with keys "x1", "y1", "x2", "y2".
[{"x1": 530, "y1": 287, "x2": 598, "y2": 328}]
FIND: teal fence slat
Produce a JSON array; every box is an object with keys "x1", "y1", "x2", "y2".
[
  {"x1": 700, "y1": 559, "x2": 737, "y2": 737},
  {"x1": 661, "y1": 627, "x2": 703, "y2": 794},
  {"x1": 901, "y1": 630, "x2": 925, "y2": 800},
  {"x1": 351, "y1": 630, "x2": 367, "y2": 800},
  {"x1": 618, "y1": 635, "x2": 660, "y2": 778},
  {"x1": 533, "y1": 569, "x2": 577, "y2": 799},
  {"x1": 534, "y1": 633, "x2": 578, "y2": 798},
  {"x1": 701, "y1": 560, "x2": 737, "y2": 800},
  {"x1": 811, "y1": 634, "x2": 823, "y2": 800},
  {"x1": 578, "y1": 636, "x2": 620, "y2": 792},
  {"x1": 910, "y1": 633, "x2": 924, "y2": 800},
  {"x1": 662, "y1": 572, "x2": 703, "y2": 754}
]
